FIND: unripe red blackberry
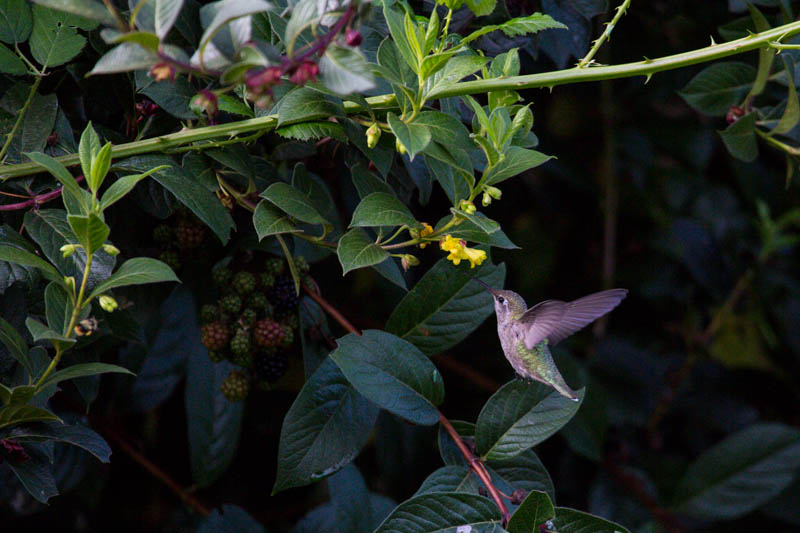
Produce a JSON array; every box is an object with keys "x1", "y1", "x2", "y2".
[
  {"x1": 208, "y1": 350, "x2": 226, "y2": 363},
  {"x1": 259, "y1": 272, "x2": 275, "y2": 290},
  {"x1": 232, "y1": 271, "x2": 256, "y2": 296},
  {"x1": 293, "y1": 255, "x2": 310, "y2": 274},
  {"x1": 159, "y1": 250, "x2": 181, "y2": 271},
  {"x1": 201, "y1": 322, "x2": 229, "y2": 351},
  {"x1": 175, "y1": 219, "x2": 206, "y2": 249},
  {"x1": 212, "y1": 265, "x2": 233, "y2": 287},
  {"x1": 280, "y1": 324, "x2": 294, "y2": 347},
  {"x1": 254, "y1": 318, "x2": 284, "y2": 348},
  {"x1": 264, "y1": 257, "x2": 285, "y2": 276},
  {"x1": 239, "y1": 308, "x2": 257, "y2": 327},
  {"x1": 221, "y1": 370, "x2": 249, "y2": 401},
  {"x1": 268, "y1": 275, "x2": 299, "y2": 312},
  {"x1": 253, "y1": 350, "x2": 289, "y2": 383},
  {"x1": 220, "y1": 294, "x2": 242, "y2": 314},
  {"x1": 199, "y1": 304, "x2": 218, "y2": 324},
  {"x1": 153, "y1": 224, "x2": 173, "y2": 245}
]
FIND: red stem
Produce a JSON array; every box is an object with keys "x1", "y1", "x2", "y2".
[{"x1": 0, "y1": 176, "x2": 85, "y2": 211}]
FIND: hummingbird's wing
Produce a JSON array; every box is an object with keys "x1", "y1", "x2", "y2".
[{"x1": 518, "y1": 289, "x2": 628, "y2": 350}]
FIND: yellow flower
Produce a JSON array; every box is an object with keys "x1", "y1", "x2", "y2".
[
  {"x1": 418, "y1": 222, "x2": 434, "y2": 248},
  {"x1": 439, "y1": 235, "x2": 486, "y2": 268}
]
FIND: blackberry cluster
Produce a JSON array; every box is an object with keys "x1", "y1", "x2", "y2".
[
  {"x1": 152, "y1": 211, "x2": 209, "y2": 272},
  {"x1": 200, "y1": 254, "x2": 315, "y2": 402}
]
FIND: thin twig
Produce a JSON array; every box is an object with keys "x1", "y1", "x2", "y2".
[
  {"x1": 577, "y1": 0, "x2": 632, "y2": 68},
  {"x1": 301, "y1": 284, "x2": 362, "y2": 336},
  {"x1": 0, "y1": 176, "x2": 85, "y2": 211},
  {"x1": 0, "y1": 76, "x2": 43, "y2": 162}
]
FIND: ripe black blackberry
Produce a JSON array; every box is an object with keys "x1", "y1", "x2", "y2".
[
  {"x1": 268, "y1": 275, "x2": 299, "y2": 312},
  {"x1": 264, "y1": 257, "x2": 285, "y2": 276},
  {"x1": 199, "y1": 304, "x2": 218, "y2": 324},
  {"x1": 232, "y1": 271, "x2": 256, "y2": 296},
  {"x1": 220, "y1": 294, "x2": 242, "y2": 314},
  {"x1": 254, "y1": 319, "x2": 284, "y2": 347},
  {"x1": 253, "y1": 350, "x2": 289, "y2": 382},
  {"x1": 212, "y1": 265, "x2": 233, "y2": 287},
  {"x1": 221, "y1": 370, "x2": 249, "y2": 401},
  {"x1": 201, "y1": 322, "x2": 229, "y2": 351},
  {"x1": 175, "y1": 219, "x2": 206, "y2": 249}
]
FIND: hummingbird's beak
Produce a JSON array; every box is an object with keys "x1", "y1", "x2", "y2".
[{"x1": 471, "y1": 277, "x2": 493, "y2": 292}]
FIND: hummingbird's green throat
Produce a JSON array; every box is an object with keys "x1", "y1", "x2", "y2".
[{"x1": 477, "y1": 280, "x2": 627, "y2": 401}]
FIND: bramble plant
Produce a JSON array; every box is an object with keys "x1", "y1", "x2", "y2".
[{"x1": 2, "y1": 0, "x2": 800, "y2": 531}]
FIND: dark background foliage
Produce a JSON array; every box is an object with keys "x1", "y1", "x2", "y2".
[{"x1": 1, "y1": 0, "x2": 799, "y2": 531}]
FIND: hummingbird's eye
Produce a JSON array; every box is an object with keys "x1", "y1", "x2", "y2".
[{"x1": 498, "y1": 296, "x2": 505, "y2": 304}]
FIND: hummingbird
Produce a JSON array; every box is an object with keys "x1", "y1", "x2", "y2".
[{"x1": 476, "y1": 280, "x2": 628, "y2": 401}]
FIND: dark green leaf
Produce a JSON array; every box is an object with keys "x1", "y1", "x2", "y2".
[
  {"x1": 4, "y1": 443, "x2": 58, "y2": 503},
  {"x1": 67, "y1": 213, "x2": 109, "y2": 256},
  {"x1": 388, "y1": 112, "x2": 431, "y2": 159},
  {"x1": 138, "y1": 73, "x2": 198, "y2": 120},
  {"x1": 350, "y1": 192, "x2": 421, "y2": 229},
  {"x1": 551, "y1": 507, "x2": 630, "y2": 533},
  {"x1": 44, "y1": 281, "x2": 70, "y2": 335},
  {"x1": 0, "y1": 0, "x2": 32, "y2": 43},
  {"x1": 350, "y1": 162, "x2": 395, "y2": 198},
  {"x1": 100, "y1": 165, "x2": 167, "y2": 210},
  {"x1": 29, "y1": 4, "x2": 88, "y2": 67},
  {"x1": 673, "y1": 422, "x2": 800, "y2": 520},
  {"x1": 386, "y1": 258, "x2": 505, "y2": 356},
  {"x1": 276, "y1": 121, "x2": 346, "y2": 142},
  {"x1": 114, "y1": 155, "x2": 235, "y2": 244},
  {"x1": 88, "y1": 42, "x2": 159, "y2": 75},
  {"x1": 88, "y1": 257, "x2": 179, "y2": 300},
  {"x1": 40, "y1": 362, "x2": 134, "y2": 390},
  {"x1": 475, "y1": 380, "x2": 585, "y2": 461},
  {"x1": 414, "y1": 465, "x2": 479, "y2": 495},
  {"x1": 0, "y1": 316, "x2": 32, "y2": 377},
  {"x1": 415, "y1": 110, "x2": 474, "y2": 154},
  {"x1": 0, "y1": 85, "x2": 57, "y2": 164},
  {"x1": 253, "y1": 200, "x2": 299, "y2": 239},
  {"x1": 330, "y1": 330, "x2": 445, "y2": 426},
  {"x1": 6, "y1": 421, "x2": 111, "y2": 462},
  {"x1": 320, "y1": 44, "x2": 374, "y2": 95},
  {"x1": 507, "y1": 491, "x2": 555, "y2": 533},
  {"x1": 718, "y1": 112, "x2": 758, "y2": 162},
  {"x1": 452, "y1": 208, "x2": 500, "y2": 234},
  {"x1": 336, "y1": 228, "x2": 389, "y2": 275},
  {"x1": 0, "y1": 243, "x2": 62, "y2": 284},
  {"x1": 439, "y1": 215, "x2": 518, "y2": 249},
  {"x1": 772, "y1": 55, "x2": 799, "y2": 135},
  {"x1": 381, "y1": 3, "x2": 418, "y2": 74},
  {"x1": 198, "y1": 504, "x2": 265, "y2": 533},
  {"x1": 25, "y1": 317, "x2": 75, "y2": 350},
  {"x1": 0, "y1": 43, "x2": 25, "y2": 74},
  {"x1": 275, "y1": 87, "x2": 343, "y2": 127},
  {"x1": 284, "y1": 0, "x2": 318, "y2": 55},
  {"x1": 197, "y1": 0, "x2": 272, "y2": 60},
  {"x1": 426, "y1": 155, "x2": 472, "y2": 205},
  {"x1": 462, "y1": 12, "x2": 567, "y2": 44},
  {"x1": 29, "y1": 0, "x2": 115, "y2": 26},
  {"x1": 155, "y1": 0, "x2": 184, "y2": 39},
  {"x1": 485, "y1": 146, "x2": 554, "y2": 185},
  {"x1": 78, "y1": 122, "x2": 100, "y2": 182},
  {"x1": 375, "y1": 493, "x2": 502, "y2": 532},
  {"x1": 273, "y1": 357, "x2": 379, "y2": 492},
  {"x1": 679, "y1": 62, "x2": 756, "y2": 116},
  {"x1": 488, "y1": 448, "x2": 555, "y2": 502},
  {"x1": 24, "y1": 150, "x2": 89, "y2": 214},
  {"x1": 426, "y1": 54, "x2": 488, "y2": 96},
  {"x1": 261, "y1": 182, "x2": 329, "y2": 225},
  {"x1": 0, "y1": 404, "x2": 61, "y2": 429}
]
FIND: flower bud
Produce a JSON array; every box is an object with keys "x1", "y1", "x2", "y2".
[
  {"x1": 148, "y1": 62, "x2": 175, "y2": 82},
  {"x1": 400, "y1": 254, "x2": 420, "y2": 271},
  {"x1": 345, "y1": 28, "x2": 363, "y2": 47},
  {"x1": 64, "y1": 276, "x2": 76, "y2": 294},
  {"x1": 482, "y1": 191, "x2": 492, "y2": 207},
  {"x1": 99, "y1": 295, "x2": 118, "y2": 312},
  {"x1": 485, "y1": 185, "x2": 502, "y2": 200},
  {"x1": 395, "y1": 137, "x2": 407, "y2": 155},
  {"x1": 60, "y1": 244, "x2": 78, "y2": 258},
  {"x1": 102, "y1": 244, "x2": 120, "y2": 256},
  {"x1": 191, "y1": 89, "x2": 219, "y2": 117},
  {"x1": 459, "y1": 199, "x2": 476, "y2": 215},
  {"x1": 366, "y1": 123, "x2": 381, "y2": 149}
]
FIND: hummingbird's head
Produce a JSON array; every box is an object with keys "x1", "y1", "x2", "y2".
[{"x1": 488, "y1": 289, "x2": 526, "y2": 324}]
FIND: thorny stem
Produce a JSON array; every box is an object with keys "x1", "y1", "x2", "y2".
[
  {"x1": 5, "y1": 19, "x2": 800, "y2": 180},
  {"x1": 302, "y1": 286, "x2": 510, "y2": 526},
  {"x1": 0, "y1": 75, "x2": 43, "y2": 162},
  {"x1": 577, "y1": 0, "x2": 632, "y2": 68}
]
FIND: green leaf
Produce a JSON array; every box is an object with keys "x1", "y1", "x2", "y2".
[
  {"x1": 0, "y1": 243, "x2": 62, "y2": 284},
  {"x1": 772, "y1": 55, "x2": 799, "y2": 135},
  {"x1": 462, "y1": 12, "x2": 567, "y2": 44},
  {"x1": 0, "y1": 0, "x2": 32, "y2": 43},
  {"x1": 155, "y1": 0, "x2": 184, "y2": 39},
  {"x1": 507, "y1": 491, "x2": 555, "y2": 533},
  {"x1": 4, "y1": 421, "x2": 112, "y2": 462},
  {"x1": 350, "y1": 192, "x2": 421, "y2": 229},
  {"x1": 331, "y1": 330, "x2": 445, "y2": 425},
  {"x1": 4, "y1": 442, "x2": 58, "y2": 502},
  {"x1": 87, "y1": 257, "x2": 179, "y2": 300},
  {"x1": 273, "y1": 357, "x2": 379, "y2": 493},
  {"x1": 425, "y1": 54, "x2": 488, "y2": 98},
  {"x1": 551, "y1": 507, "x2": 630, "y2": 533},
  {"x1": 88, "y1": 42, "x2": 159, "y2": 75},
  {"x1": 451, "y1": 208, "x2": 500, "y2": 234},
  {"x1": 382, "y1": 3, "x2": 418, "y2": 74},
  {"x1": 44, "y1": 281, "x2": 70, "y2": 335},
  {"x1": 24, "y1": 151, "x2": 88, "y2": 214},
  {"x1": 138, "y1": 72, "x2": 198, "y2": 120},
  {"x1": 746, "y1": 3, "x2": 772, "y2": 99},
  {"x1": 679, "y1": 62, "x2": 756, "y2": 116},
  {"x1": 186, "y1": 353, "x2": 243, "y2": 487},
  {"x1": 261, "y1": 182, "x2": 329, "y2": 225},
  {"x1": 414, "y1": 465, "x2": 480, "y2": 495},
  {"x1": 29, "y1": 0, "x2": 115, "y2": 26},
  {"x1": 376, "y1": 37, "x2": 415, "y2": 88},
  {"x1": 0, "y1": 86, "x2": 57, "y2": 165},
  {"x1": 475, "y1": 380, "x2": 584, "y2": 461},
  {"x1": 414, "y1": 110, "x2": 474, "y2": 154},
  {"x1": 26, "y1": 317, "x2": 75, "y2": 351},
  {"x1": 197, "y1": 0, "x2": 272, "y2": 64},
  {"x1": 336, "y1": 228, "x2": 389, "y2": 275},
  {"x1": 39, "y1": 362, "x2": 134, "y2": 390},
  {"x1": 388, "y1": 112, "x2": 431, "y2": 159},
  {"x1": 88, "y1": 142, "x2": 112, "y2": 193},
  {"x1": 78, "y1": 122, "x2": 101, "y2": 183},
  {"x1": 276, "y1": 121, "x2": 346, "y2": 142},
  {"x1": 0, "y1": 316, "x2": 33, "y2": 378},
  {"x1": 0, "y1": 404, "x2": 61, "y2": 429},
  {"x1": 464, "y1": 0, "x2": 497, "y2": 17},
  {"x1": 488, "y1": 448, "x2": 555, "y2": 502},
  {"x1": 673, "y1": 422, "x2": 800, "y2": 520},
  {"x1": 29, "y1": 4, "x2": 88, "y2": 67},
  {"x1": 485, "y1": 146, "x2": 553, "y2": 185},
  {"x1": 319, "y1": 44, "x2": 375, "y2": 95},
  {"x1": 386, "y1": 258, "x2": 505, "y2": 356},
  {"x1": 718, "y1": 112, "x2": 758, "y2": 162},
  {"x1": 284, "y1": 0, "x2": 317, "y2": 56},
  {"x1": 114, "y1": 155, "x2": 235, "y2": 244},
  {"x1": 100, "y1": 165, "x2": 167, "y2": 210},
  {"x1": 375, "y1": 493, "x2": 502, "y2": 532},
  {"x1": 275, "y1": 87, "x2": 343, "y2": 127},
  {"x1": 426, "y1": 155, "x2": 471, "y2": 205},
  {"x1": 438, "y1": 215, "x2": 518, "y2": 249},
  {"x1": 253, "y1": 200, "x2": 299, "y2": 240},
  {"x1": 0, "y1": 43, "x2": 26, "y2": 74},
  {"x1": 350, "y1": 162, "x2": 394, "y2": 198},
  {"x1": 67, "y1": 213, "x2": 110, "y2": 255}
]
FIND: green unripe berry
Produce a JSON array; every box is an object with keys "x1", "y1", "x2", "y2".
[
  {"x1": 220, "y1": 294, "x2": 242, "y2": 314},
  {"x1": 212, "y1": 265, "x2": 233, "y2": 287},
  {"x1": 199, "y1": 304, "x2": 218, "y2": 324},
  {"x1": 232, "y1": 271, "x2": 256, "y2": 296}
]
